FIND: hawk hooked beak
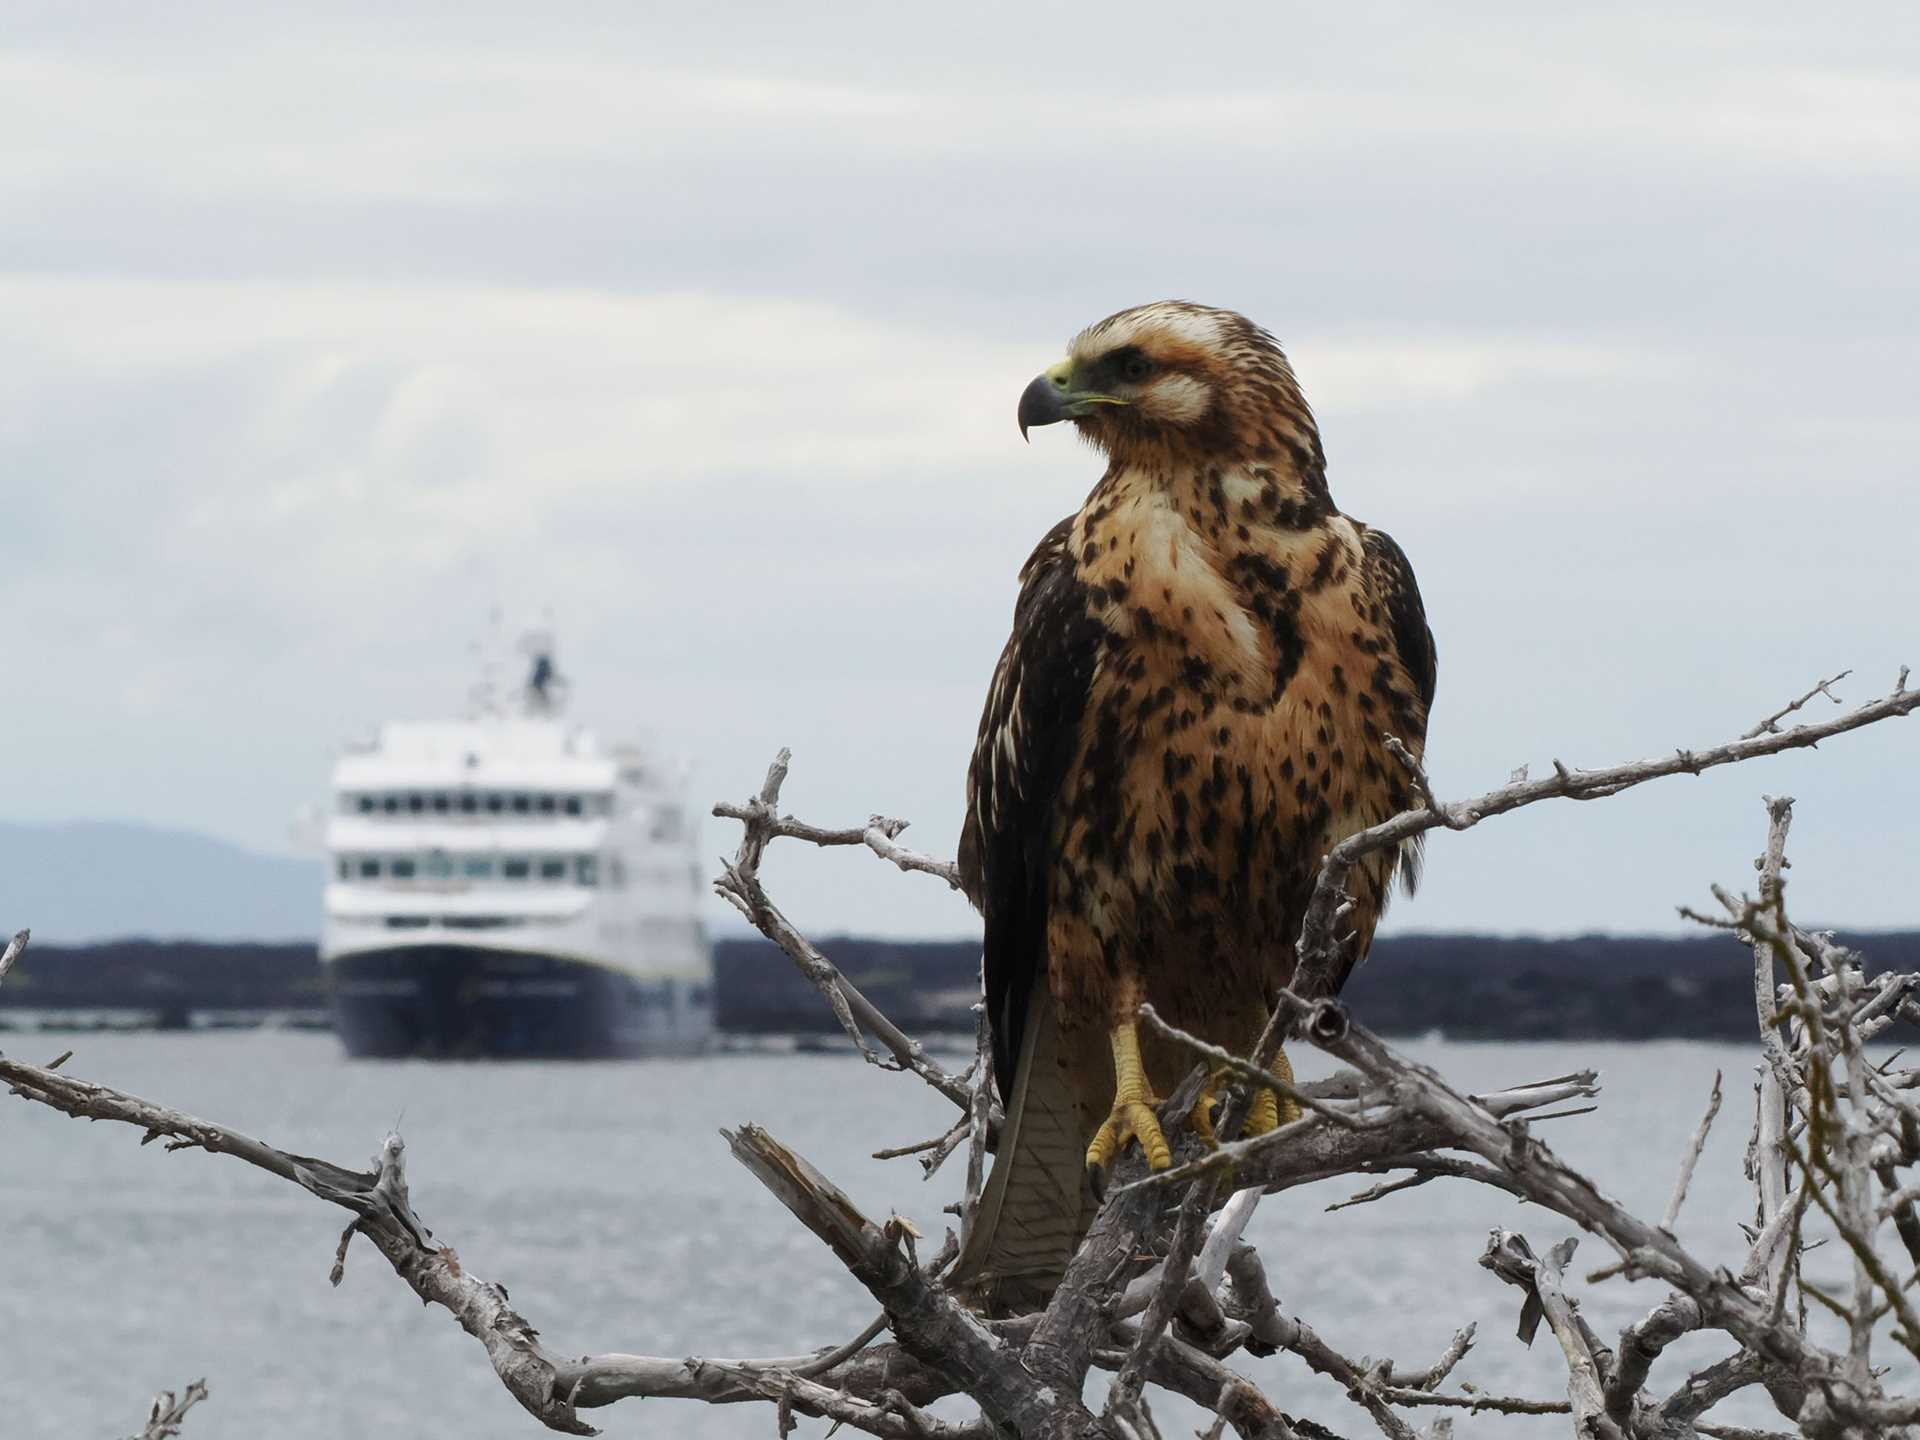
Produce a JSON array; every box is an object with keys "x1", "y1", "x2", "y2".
[{"x1": 1018, "y1": 359, "x2": 1127, "y2": 440}]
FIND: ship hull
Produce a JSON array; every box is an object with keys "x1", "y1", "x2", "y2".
[{"x1": 327, "y1": 944, "x2": 712, "y2": 1059}]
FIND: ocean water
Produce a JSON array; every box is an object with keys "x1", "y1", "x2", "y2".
[{"x1": 0, "y1": 1032, "x2": 1897, "y2": 1437}]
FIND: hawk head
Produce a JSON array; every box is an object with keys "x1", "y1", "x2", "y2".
[{"x1": 1017, "y1": 300, "x2": 1322, "y2": 473}]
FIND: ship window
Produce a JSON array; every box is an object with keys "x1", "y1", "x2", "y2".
[
  {"x1": 459, "y1": 792, "x2": 478, "y2": 814},
  {"x1": 485, "y1": 793, "x2": 505, "y2": 814},
  {"x1": 391, "y1": 857, "x2": 417, "y2": 879},
  {"x1": 431, "y1": 793, "x2": 450, "y2": 813},
  {"x1": 539, "y1": 857, "x2": 566, "y2": 881},
  {"x1": 463, "y1": 856, "x2": 493, "y2": 879},
  {"x1": 425, "y1": 853, "x2": 452, "y2": 879},
  {"x1": 407, "y1": 793, "x2": 425, "y2": 813},
  {"x1": 536, "y1": 794, "x2": 556, "y2": 814},
  {"x1": 511, "y1": 793, "x2": 531, "y2": 814},
  {"x1": 336, "y1": 858, "x2": 349, "y2": 880},
  {"x1": 563, "y1": 795, "x2": 583, "y2": 816},
  {"x1": 359, "y1": 858, "x2": 382, "y2": 878},
  {"x1": 503, "y1": 857, "x2": 531, "y2": 880},
  {"x1": 577, "y1": 855, "x2": 599, "y2": 886},
  {"x1": 386, "y1": 915, "x2": 430, "y2": 929},
  {"x1": 357, "y1": 795, "x2": 376, "y2": 814},
  {"x1": 383, "y1": 795, "x2": 400, "y2": 813}
]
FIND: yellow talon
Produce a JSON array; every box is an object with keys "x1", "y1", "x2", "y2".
[
  {"x1": 1243, "y1": 1046, "x2": 1303, "y2": 1138},
  {"x1": 1246, "y1": 1087, "x2": 1280, "y2": 1137},
  {"x1": 1188, "y1": 1071, "x2": 1224, "y2": 1146},
  {"x1": 1085, "y1": 1020, "x2": 1172, "y2": 1173}
]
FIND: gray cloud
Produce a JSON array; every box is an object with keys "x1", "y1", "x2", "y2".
[{"x1": 2, "y1": 4, "x2": 1916, "y2": 942}]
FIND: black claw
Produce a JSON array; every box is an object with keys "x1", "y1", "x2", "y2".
[{"x1": 1085, "y1": 1162, "x2": 1109, "y2": 1205}]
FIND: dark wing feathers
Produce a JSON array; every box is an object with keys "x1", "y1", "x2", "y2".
[
  {"x1": 958, "y1": 517, "x2": 1100, "y2": 1101},
  {"x1": 1358, "y1": 524, "x2": 1437, "y2": 895},
  {"x1": 1361, "y1": 525, "x2": 1436, "y2": 714}
]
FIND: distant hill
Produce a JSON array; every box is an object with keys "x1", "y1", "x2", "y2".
[
  {"x1": 0, "y1": 940, "x2": 324, "y2": 1022},
  {"x1": 0, "y1": 822, "x2": 319, "y2": 944},
  {"x1": 10, "y1": 820, "x2": 1908, "y2": 1042},
  {"x1": 716, "y1": 931, "x2": 1920, "y2": 1041},
  {"x1": 9, "y1": 930, "x2": 1918, "y2": 1041}
]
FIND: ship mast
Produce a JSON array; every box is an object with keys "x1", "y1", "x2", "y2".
[{"x1": 519, "y1": 628, "x2": 567, "y2": 717}]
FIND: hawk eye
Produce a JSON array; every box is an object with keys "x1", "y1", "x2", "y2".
[{"x1": 1117, "y1": 350, "x2": 1154, "y2": 383}]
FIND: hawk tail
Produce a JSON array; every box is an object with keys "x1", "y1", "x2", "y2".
[{"x1": 952, "y1": 980, "x2": 1089, "y2": 1311}]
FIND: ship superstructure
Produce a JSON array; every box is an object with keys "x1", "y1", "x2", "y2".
[{"x1": 320, "y1": 644, "x2": 712, "y2": 1058}]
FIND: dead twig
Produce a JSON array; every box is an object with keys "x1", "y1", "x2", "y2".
[
  {"x1": 712, "y1": 750, "x2": 975, "y2": 1113},
  {"x1": 1661, "y1": 1069, "x2": 1724, "y2": 1233},
  {"x1": 0, "y1": 927, "x2": 27, "y2": 987},
  {"x1": 131, "y1": 1379, "x2": 209, "y2": 1440},
  {"x1": 1292, "y1": 669, "x2": 1917, "y2": 998}
]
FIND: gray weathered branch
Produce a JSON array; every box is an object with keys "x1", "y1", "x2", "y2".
[
  {"x1": 1292, "y1": 669, "x2": 1918, "y2": 998},
  {"x1": 710, "y1": 797, "x2": 963, "y2": 891},
  {"x1": 0, "y1": 927, "x2": 27, "y2": 988},
  {"x1": 0, "y1": 1054, "x2": 995, "y2": 1438},
  {"x1": 130, "y1": 1379, "x2": 208, "y2": 1440},
  {"x1": 712, "y1": 749, "x2": 976, "y2": 1112}
]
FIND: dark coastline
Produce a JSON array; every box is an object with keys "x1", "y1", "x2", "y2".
[{"x1": 4, "y1": 931, "x2": 1916, "y2": 1040}]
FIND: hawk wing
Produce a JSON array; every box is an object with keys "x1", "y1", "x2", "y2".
[
  {"x1": 1361, "y1": 525, "x2": 1436, "y2": 714},
  {"x1": 954, "y1": 516, "x2": 1106, "y2": 1306},
  {"x1": 1359, "y1": 522, "x2": 1438, "y2": 897},
  {"x1": 958, "y1": 515, "x2": 1101, "y2": 1101}
]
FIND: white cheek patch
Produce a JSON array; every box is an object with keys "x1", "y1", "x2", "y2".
[{"x1": 1141, "y1": 373, "x2": 1211, "y2": 423}]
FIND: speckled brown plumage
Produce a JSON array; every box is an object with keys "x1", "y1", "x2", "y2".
[{"x1": 954, "y1": 301, "x2": 1436, "y2": 1308}]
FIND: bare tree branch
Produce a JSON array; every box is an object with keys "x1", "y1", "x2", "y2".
[
  {"x1": 0, "y1": 1054, "x2": 998, "y2": 1438},
  {"x1": 712, "y1": 749, "x2": 976, "y2": 1113},
  {"x1": 709, "y1": 801, "x2": 963, "y2": 891},
  {"x1": 1480, "y1": 1232, "x2": 1625, "y2": 1440},
  {"x1": 1325, "y1": 1156, "x2": 1527, "y2": 1212},
  {"x1": 1659, "y1": 1349, "x2": 1777, "y2": 1431},
  {"x1": 725, "y1": 1122, "x2": 1093, "y2": 1439},
  {"x1": 1292, "y1": 670, "x2": 1917, "y2": 998},
  {"x1": 1662, "y1": 1068, "x2": 1724, "y2": 1233},
  {"x1": 0, "y1": 1056, "x2": 610, "y2": 1432},
  {"x1": 1742, "y1": 671, "x2": 1851, "y2": 741},
  {"x1": 0, "y1": 927, "x2": 27, "y2": 988},
  {"x1": 1747, "y1": 796, "x2": 1802, "y2": 1310},
  {"x1": 130, "y1": 1379, "x2": 208, "y2": 1440}
]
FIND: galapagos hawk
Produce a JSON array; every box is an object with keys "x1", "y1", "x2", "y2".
[{"x1": 952, "y1": 301, "x2": 1436, "y2": 1309}]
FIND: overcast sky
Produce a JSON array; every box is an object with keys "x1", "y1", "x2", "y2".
[{"x1": 4, "y1": 4, "x2": 1917, "y2": 943}]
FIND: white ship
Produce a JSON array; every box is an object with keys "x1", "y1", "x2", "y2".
[{"x1": 320, "y1": 641, "x2": 713, "y2": 1058}]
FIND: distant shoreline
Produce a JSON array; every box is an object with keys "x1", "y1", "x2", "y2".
[{"x1": 4, "y1": 932, "x2": 1916, "y2": 1041}]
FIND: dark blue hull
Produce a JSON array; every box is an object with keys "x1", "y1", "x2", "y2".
[{"x1": 327, "y1": 945, "x2": 712, "y2": 1059}]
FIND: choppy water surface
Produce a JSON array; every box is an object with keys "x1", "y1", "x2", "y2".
[{"x1": 1, "y1": 1033, "x2": 1896, "y2": 1436}]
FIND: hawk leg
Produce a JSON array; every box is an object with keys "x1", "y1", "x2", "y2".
[{"x1": 1085, "y1": 1019, "x2": 1172, "y2": 1178}]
